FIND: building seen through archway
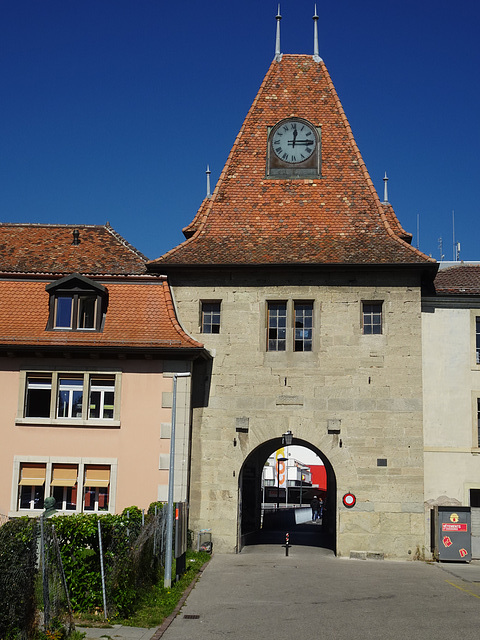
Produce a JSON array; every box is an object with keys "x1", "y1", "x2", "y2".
[{"x1": 239, "y1": 438, "x2": 336, "y2": 551}]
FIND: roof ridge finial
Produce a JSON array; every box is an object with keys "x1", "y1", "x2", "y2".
[
  {"x1": 275, "y1": 4, "x2": 282, "y2": 61},
  {"x1": 383, "y1": 171, "x2": 389, "y2": 204},
  {"x1": 206, "y1": 165, "x2": 212, "y2": 198},
  {"x1": 313, "y1": 4, "x2": 323, "y2": 62}
]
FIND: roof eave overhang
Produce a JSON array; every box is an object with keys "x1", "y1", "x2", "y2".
[
  {"x1": 422, "y1": 294, "x2": 480, "y2": 310},
  {"x1": 0, "y1": 344, "x2": 211, "y2": 360},
  {"x1": 150, "y1": 261, "x2": 439, "y2": 277}
]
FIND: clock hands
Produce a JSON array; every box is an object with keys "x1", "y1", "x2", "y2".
[
  {"x1": 287, "y1": 139, "x2": 314, "y2": 147},
  {"x1": 292, "y1": 128, "x2": 298, "y2": 147}
]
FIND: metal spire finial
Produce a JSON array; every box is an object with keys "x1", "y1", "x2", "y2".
[
  {"x1": 383, "y1": 171, "x2": 389, "y2": 204},
  {"x1": 275, "y1": 5, "x2": 282, "y2": 61},
  {"x1": 206, "y1": 165, "x2": 211, "y2": 198},
  {"x1": 313, "y1": 5, "x2": 323, "y2": 62}
]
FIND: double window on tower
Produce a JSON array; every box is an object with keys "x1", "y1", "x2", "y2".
[{"x1": 267, "y1": 301, "x2": 313, "y2": 352}]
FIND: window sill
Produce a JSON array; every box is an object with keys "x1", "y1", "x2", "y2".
[{"x1": 15, "y1": 418, "x2": 120, "y2": 428}]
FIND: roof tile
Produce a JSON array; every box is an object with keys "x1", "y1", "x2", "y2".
[
  {"x1": 0, "y1": 223, "x2": 148, "y2": 275},
  {"x1": 150, "y1": 55, "x2": 434, "y2": 267}
]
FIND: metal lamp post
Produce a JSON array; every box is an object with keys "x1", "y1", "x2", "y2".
[{"x1": 164, "y1": 372, "x2": 190, "y2": 589}]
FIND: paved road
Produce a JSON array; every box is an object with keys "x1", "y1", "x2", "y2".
[{"x1": 159, "y1": 546, "x2": 480, "y2": 640}]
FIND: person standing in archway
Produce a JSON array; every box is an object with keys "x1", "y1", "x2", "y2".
[{"x1": 310, "y1": 495, "x2": 320, "y2": 521}]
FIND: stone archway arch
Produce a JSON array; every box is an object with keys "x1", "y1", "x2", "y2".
[{"x1": 237, "y1": 436, "x2": 337, "y2": 552}]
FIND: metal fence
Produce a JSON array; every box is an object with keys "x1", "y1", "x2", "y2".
[{"x1": 0, "y1": 509, "x2": 168, "y2": 639}]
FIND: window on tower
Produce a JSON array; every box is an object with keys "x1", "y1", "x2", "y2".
[
  {"x1": 267, "y1": 302, "x2": 287, "y2": 351},
  {"x1": 362, "y1": 302, "x2": 383, "y2": 335},
  {"x1": 201, "y1": 301, "x2": 221, "y2": 333}
]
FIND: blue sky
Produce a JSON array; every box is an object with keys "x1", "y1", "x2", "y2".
[{"x1": 1, "y1": 1, "x2": 478, "y2": 261}]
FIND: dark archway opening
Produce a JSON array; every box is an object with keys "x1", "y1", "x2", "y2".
[{"x1": 238, "y1": 437, "x2": 336, "y2": 553}]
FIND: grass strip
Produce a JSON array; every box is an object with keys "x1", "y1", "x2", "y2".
[{"x1": 114, "y1": 550, "x2": 211, "y2": 629}]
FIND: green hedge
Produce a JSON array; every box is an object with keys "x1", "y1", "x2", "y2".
[{"x1": 0, "y1": 517, "x2": 38, "y2": 639}]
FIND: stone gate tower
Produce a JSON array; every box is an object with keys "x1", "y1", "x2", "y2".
[{"x1": 149, "y1": 15, "x2": 437, "y2": 558}]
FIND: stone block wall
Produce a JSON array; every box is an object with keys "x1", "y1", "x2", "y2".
[{"x1": 171, "y1": 267, "x2": 425, "y2": 558}]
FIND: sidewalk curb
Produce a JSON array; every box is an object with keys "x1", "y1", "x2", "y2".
[{"x1": 149, "y1": 559, "x2": 211, "y2": 639}]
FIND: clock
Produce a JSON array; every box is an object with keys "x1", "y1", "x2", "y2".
[{"x1": 271, "y1": 119, "x2": 317, "y2": 164}]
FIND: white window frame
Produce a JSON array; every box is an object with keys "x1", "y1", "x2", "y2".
[
  {"x1": 10, "y1": 456, "x2": 117, "y2": 516},
  {"x1": 57, "y1": 376, "x2": 84, "y2": 419},
  {"x1": 52, "y1": 293, "x2": 99, "y2": 331},
  {"x1": 83, "y1": 486, "x2": 110, "y2": 513},
  {"x1": 89, "y1": 377, "x2": 116, "y2": 420},
  {"x1": 16, "y1": 370, "x2": 121, "y2": 427}
]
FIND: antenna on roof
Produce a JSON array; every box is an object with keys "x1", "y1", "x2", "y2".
[
  {"x1": 438, "y1": 237, "x2": 444, "y2": 261},
  {"x1": 275, "y1": 5, "x2": 282, "y2": 61},
  {"x1": 382, "y1": 171, "x2": 389, "y2": 204},
  {"x1": 313, "y1": 5, "x2": 322, "y2": 62},
  {"x1": 206, "y1": 165, "x2": 212, "y2": 198}
]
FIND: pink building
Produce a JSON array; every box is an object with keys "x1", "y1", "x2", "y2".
[{"x1": 0, "y1": 223, "x2": 208, "y2": 518}]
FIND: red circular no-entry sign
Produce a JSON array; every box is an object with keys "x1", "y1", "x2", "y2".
[{"x1": 343, "y1": 493, "x2": 356, "y2": 508}]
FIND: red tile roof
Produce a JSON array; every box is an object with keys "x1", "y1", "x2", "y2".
[
  {"x1": 434, "y1": 265, "x2": 480, "y2": 295},
  {"x1": 0, "y1": 223, "x2": 148, "y2": 275},
  {"x1": 0, "y1": 278, "x2": 203, "y2": 350},
  {"x1": 150, "y1": 55, "x2": 434, "y2": 267}
]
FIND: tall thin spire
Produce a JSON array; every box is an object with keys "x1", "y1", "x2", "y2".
[
  {"x1": 383, "y1": 171, "x2": 389, "y2": 204},
  {"x1": 275, "y1": 5, "x2": 282, "y2": 61},
  {"x1": 313, "y1": 5, "x2": 322, "y2": 62},
  {"x1": 206, "y1": 165, "x2": 211, "y2": 198}
]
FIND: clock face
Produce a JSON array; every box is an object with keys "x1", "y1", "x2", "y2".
[{"x1": 272, "y1": 120, "x2": 317, "y2": 164}]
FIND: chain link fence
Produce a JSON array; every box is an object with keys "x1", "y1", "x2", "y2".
[{"x1": 0, "y1": 508, "x2": 168, "y2": 639}]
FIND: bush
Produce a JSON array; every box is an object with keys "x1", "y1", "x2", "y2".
[
  {"x1": 0, "y1": 517, "x2": 38, "y2": 639},
  {"x1": 51, "y1": 509, "x2": 161, "y2": 617}
]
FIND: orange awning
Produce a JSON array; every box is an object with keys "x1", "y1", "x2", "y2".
[
  {"x1": 84, "y1": 467, "x2": 110, "y2": 487},
  {"x1": 50, "y1": 465, "x2": 77, "y2": 487},
  {"x1": 19, "y1": 464, "x2": 46, "y2": 486}
]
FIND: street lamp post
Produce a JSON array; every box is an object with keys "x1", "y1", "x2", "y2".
[{"x1": 164, "y1": 372, "x2": 190, "y2": 589}]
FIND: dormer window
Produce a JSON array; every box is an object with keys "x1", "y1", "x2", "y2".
[{"x1": 46, "y1": 274, "x2": 107, "y2": 332}]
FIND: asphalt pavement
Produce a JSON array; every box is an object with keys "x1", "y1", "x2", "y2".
[{"x1": 77, "y1": 545, "x2": 480, "y2": 640}]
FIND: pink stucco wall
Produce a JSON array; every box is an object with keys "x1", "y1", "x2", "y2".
[{"x1": 0, "y1": 357, "x2": 178, "y2": 517}]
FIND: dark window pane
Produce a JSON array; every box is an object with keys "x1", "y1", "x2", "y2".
[
  {"x1": 55, "y1": 297, "x2": 73, "y2": 328},
  {"x1": 363, "y1": 303, "x2": 382, "y2": 335},
  {"x1": 25, "y1": 375, "x2": 52, "y2": 418},
  {"x1": 471, "y1": 489, "x2": 480, "y2": 508},
  {"x1": 84, "y1": 487, "x2": 95, "y2": 511},
  {"x1": 267, "y1": 302, "x2": 287, "y2": 351},
  {"x1": 78, "y1": 296, "x2": 96, "y2": 329},
  {"x1": 294, "y1": 303, "x2": 313, "y2": 351}
]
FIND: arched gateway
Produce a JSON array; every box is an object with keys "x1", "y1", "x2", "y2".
[
  {"x1": 238, "y1": 438, "x2": 337, "y2": 552},
  {"x1": 149, "y1": 14, "x2": 436, "y2": 559}
]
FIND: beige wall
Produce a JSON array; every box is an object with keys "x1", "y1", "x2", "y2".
[
  {"x1": 171, "y1": 268, "x2": 425, "y2": 558},
  {"x1": 423, "y1": 305, "x2": 480, "y2": 507},
  {"x1": 0, "y1": 357, "x2": 192, "y2": 517}
]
